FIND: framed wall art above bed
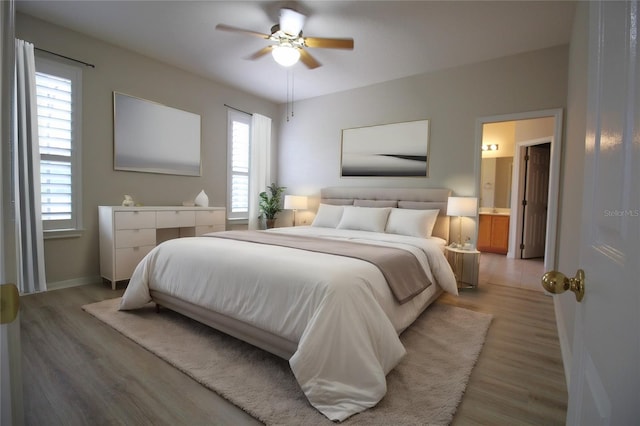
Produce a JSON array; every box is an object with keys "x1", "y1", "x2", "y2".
[
  {"x1": 113, "y1": 92, "x2": 202, "y2": 176},
  {"x1": 341, "y1": 119, "x2": 430, "y2": 177}
]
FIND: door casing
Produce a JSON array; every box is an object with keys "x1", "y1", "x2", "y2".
[
  {"x1": 511, "y1": 139, "x2": 551, "y2": 260},
  {"x1": 474, "y1": 108, "x2": 563, "y2": 273}
]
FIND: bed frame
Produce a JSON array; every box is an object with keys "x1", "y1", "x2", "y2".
[
  {"x1": 320, "y1": 187, "x2": 451, "y2": 241},
  {"x1": 152, "y1": 187, "x2": 452, "y2": 360}
]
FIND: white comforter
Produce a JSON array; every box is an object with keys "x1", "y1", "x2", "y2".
[{"x1": 120, "y1": 226, "x2": 458, "y2": 421}]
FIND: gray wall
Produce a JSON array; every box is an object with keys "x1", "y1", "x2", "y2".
[
  {"x1": 16, "y1": 11, "x2": 574, "y2": 290},
  {"x1": 16, "y1": 13, "x2": 279, "y2": 286},
  {"x1": 277, "y1": 45, "x2": 569, "y2": 217}
]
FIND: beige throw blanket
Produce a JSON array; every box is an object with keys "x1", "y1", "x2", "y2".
[{"x1": 208, "y1": 230, "x2": 431, "y2": 304}]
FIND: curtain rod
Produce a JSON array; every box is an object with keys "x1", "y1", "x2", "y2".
[
  {"x1": 224, "y1": 103, "x2": 252, "y2": 116},
  {"x1": 34, "y1": 47, "x2": 95, "y2": 68}
]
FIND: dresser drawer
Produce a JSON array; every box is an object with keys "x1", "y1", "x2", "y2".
[
  {"x1": 156, "y1": 210, "x2": 196, "y2": 228},
  {"x1": 100, "y1": 205, "x2": 226, "y2": 289},
  {"x1": 195, "y1": 210, "x2": 225, "y2": 226},
  {"x1": 115, "y1": 211, "x2": 156, "y2": 230},
  {"x1": 115, "y1": 229, "x2": 156, "y2": 248},
  {"x1": 195, "y1": 224, "x2": 225, "y2": 236},
  {"x1": 115, "y1": 245, "x2": 154, "y2": 281}
]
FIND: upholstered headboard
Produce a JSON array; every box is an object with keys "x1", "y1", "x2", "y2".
[{"x1": 320, "y1": 187, "x2": 451, "y2": 242}]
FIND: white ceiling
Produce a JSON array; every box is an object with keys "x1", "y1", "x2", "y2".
[{"x1": 15, "y1": 1, "x2": 576, "y2": 104}]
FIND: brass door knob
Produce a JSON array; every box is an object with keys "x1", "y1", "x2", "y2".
[
  {"x1": 541, "y1": 270, "x2": 585, "y2": 302},
  {"x1": 0, "y1": 283, "x2": 20, "y2": 324}
]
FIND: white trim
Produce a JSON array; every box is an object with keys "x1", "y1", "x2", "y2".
[
  {"x1": 2, "y1": 11, "x2": 26, "y2": 426},
  {"x1": 46, "y1": 275, "x2": 101, "y2": 291},
  {"x1": 474, "y1": 108, "x2": 563, "y2": 273},
  {"x1": 43, "y1": 228, "x2": 83, "y2": 239},
  {"x1": 553, "y1": 296, "x2": 573, "y2": 388},
  {"x1": 508, "y1": 136, "x2": 553, "y2": 260}
]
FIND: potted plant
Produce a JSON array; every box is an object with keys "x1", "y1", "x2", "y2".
[{"x1": 259, "y1": 183, "x2": 286, "y2": 229}]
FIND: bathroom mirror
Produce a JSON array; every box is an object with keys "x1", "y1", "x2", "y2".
[{"x1": 480, "y1": 157, "x2": 513, "y2": 209}]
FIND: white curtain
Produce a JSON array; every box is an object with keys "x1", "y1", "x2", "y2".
[
  {"x1": 14, "y1": 39, "x2": 46, "y2": 293},
  {"x1": 248, "y1": 113, "x2": 272, "y2": 230}
]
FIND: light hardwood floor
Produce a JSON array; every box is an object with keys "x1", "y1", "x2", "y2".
[
  {"x1": 20, "y1": 280, "x2": 566, "y2": 425},
  {"x1": 479, "y1": 252, "x2": 546, "y2": 292}
]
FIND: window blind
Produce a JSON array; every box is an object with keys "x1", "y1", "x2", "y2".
[
  {"x1": 35, "y1": 71, "x2": 73, "y2": 221},
  {"x1": 230, "y1": 119, "x2": 250, "y2": 214}
]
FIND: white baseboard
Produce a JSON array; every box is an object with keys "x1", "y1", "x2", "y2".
[
  {"x1": 47, "y1": 275, "x2": 102, "y2": 291},
  {"x1": 553, "y1": 296, "x2": 572, "y2": 389}
]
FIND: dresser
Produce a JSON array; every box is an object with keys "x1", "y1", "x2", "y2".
[{"x1": 99, "y1": 206, "x2": 226, "y2": 289}]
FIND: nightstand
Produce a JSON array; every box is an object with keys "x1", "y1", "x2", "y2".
[{"x1": 444, "y1": 246, "x2": 480, "y2": 289}]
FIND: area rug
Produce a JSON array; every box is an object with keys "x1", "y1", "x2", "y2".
[{"x1": 83, "y1": 298, "x2": 492, "y2": 425}]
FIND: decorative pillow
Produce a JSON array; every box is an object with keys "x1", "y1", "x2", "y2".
[
  {"x1": 311, "y1": 204, "x2": 345, "y2": 228},
  {"x1": 353, "y1": 199, "x2": 398, "y2": 208},
  {"x1": 336, "y1": 206, "x2": 391, "y2": 233},
  {"x1": 385, "y1": 208, "x2": 440, "y2": 238}
]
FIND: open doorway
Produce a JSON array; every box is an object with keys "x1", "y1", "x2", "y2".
[{"x1": 474, "y1": 109, "x2": 563, "y2": 276}]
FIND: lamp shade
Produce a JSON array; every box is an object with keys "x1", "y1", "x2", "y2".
[
  {"x1": 446, "y1": 196, "x2": 478, "y2": 217},
  {"x1": 284, "y1": 195, "x2": 308, "y2": 210}
]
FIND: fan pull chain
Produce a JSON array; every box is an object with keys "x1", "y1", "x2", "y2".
[
  {"x1": 291, "y1": 71, "x2": 294, "y2": 118},
  {"x1": 285, "y1": 69, "x2": 295, "y2": 122}
]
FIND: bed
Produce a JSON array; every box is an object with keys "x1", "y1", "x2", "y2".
[{"x1": 119, "y1": 187, "x2": 458, "y2": 421}]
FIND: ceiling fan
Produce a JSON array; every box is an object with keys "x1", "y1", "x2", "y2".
[{"x1": 216, "y1": 7, "x2": 354, "y2": 69}]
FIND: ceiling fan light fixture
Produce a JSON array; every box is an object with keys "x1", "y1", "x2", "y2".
[{"x1": 271, "y1": 45, "x2": 300, "y2": 67}]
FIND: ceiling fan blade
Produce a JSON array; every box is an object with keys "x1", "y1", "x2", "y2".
[
  {"x1": 279, "y1": 8, "x2": 306, "y2": 36},
  {"x1": 299, "y1": 49, "x2": 321, "y2": 69},
  {"x1": 246, "y1": 46, "x2": 274, "y2": 60},
  {"x1": 215, "y1": 24, "x2": 270, "y2": 39},
  {"x1": 304, "y1": 37, "x2": 354, "y2": 50}
]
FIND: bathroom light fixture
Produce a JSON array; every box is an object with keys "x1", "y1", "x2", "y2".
[
  {"x1": 482, "y1": 144, "x2": 499, "y2": 151},
  {"x1": 272, "y1": 44, "x2": 300, "y2": 67}
]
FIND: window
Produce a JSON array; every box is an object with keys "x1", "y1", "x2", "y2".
[
  {"x1": 35, "y1": 56, "x2": 82, "y2": 235},
  {"x1": 227, "y1": 110, "x2": 251, "y2": 220}
]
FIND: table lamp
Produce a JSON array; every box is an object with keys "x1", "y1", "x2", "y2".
[
  {"x1": 446, "y1": 196, "x2": 478, "y2": 247},
  {"x1": 284, "y1": 195, "x2": 308, "y2": 226}
]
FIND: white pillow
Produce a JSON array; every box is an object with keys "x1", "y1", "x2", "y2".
[
  {"x1": 311, "y1": 204, "x2": 345, "y2": 228},
  {"x1": 336, "y1": 206, "x2": 391, "y2": 233},
  {"x1": 385, "y1": 208, "x2": 440, "y2": 238}
]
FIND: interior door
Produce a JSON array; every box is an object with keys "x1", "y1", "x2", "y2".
[
  {"x1": 567, "y1": 2, "x2": 640, "y2": 423},
  {"x1": 521, "y1": 144, "x2": 550, "y2": 258},
  {"x1": 1, "y1": 2, "x2": 24, "y2": 423},
  {"x1": 0, "y1": 287, "x2": 23, "y2": 426}
]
